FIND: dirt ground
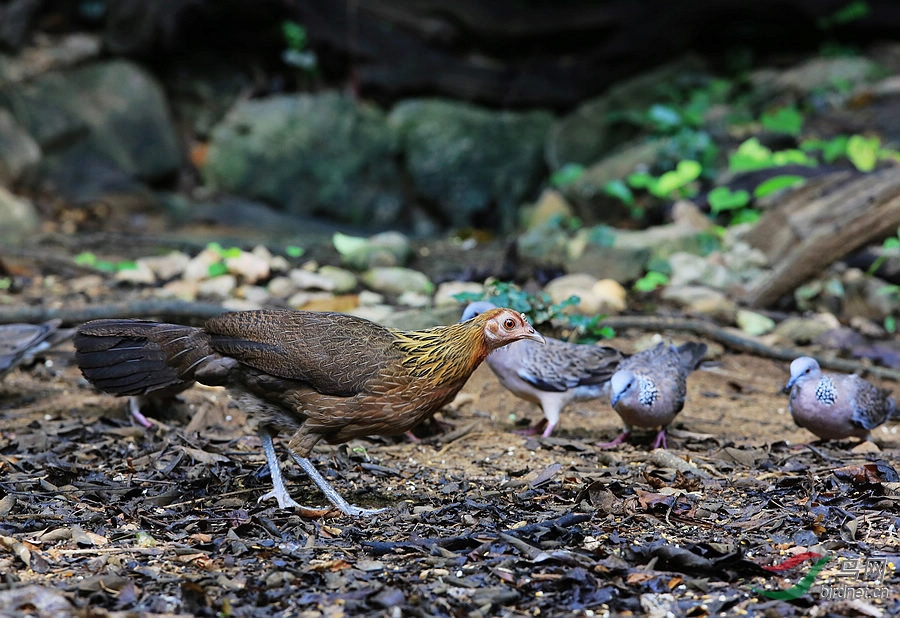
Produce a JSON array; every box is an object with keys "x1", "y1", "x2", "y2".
[{"x1": 1, "y1": 327, "x2": 899, "y2": 617}]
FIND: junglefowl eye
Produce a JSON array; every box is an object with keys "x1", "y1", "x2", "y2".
[{"x1": 504, "y1": 318, "x2": 516, "y2": 329}]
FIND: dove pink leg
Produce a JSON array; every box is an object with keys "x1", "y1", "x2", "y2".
[
  {"x1": 596, "y1": 430, "x2": 631, "y2": 449},
  {"x1": 514, "y1": 418, "x2": 549, "y2": 437},
  {"x1": 651, "y1": 429, "x2": 667, "y2": 449}
]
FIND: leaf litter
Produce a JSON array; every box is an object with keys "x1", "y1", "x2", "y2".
[{"x1": 1, "y1": 248, "x2": 899, "y2": 617}]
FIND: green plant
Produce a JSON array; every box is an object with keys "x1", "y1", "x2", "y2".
[
  {"x1": 633, "y1": 270, "x2": 669, "y2": 292},
  {"x1": 74, "y1": 252, "x2": 137, "y2": 273},
  {"x1": 761, "y1": 105, "x2": 804, "y2": 136},
  {"x1": 205, "y1": 242, "x2": 243, "y2": 278},
  {"x1": 868, "y1": 226, "x2": 900, "y2": 276},
  {"x1": 281, "y1": 20, "x2": 317, "y2": 71},
  {"x1": 550, "y1": 163, "x2": 586, "y2": 188},
  {"x1": 818, "y1": 0, "x2": 870, "y2": 29},
  {"x1": 628, "y1": 159, "x2": 702, "y2": 199},
  {"x1": 453, "y1": 281, "x2": 614, "y2": 340},
  {"x1": 729, "y1": 138, "x2": 817, "y2": 173}
]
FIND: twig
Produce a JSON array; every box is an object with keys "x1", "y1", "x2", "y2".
[
  {"x1": 601, "y1": 315, "x2": 900, "y2": 381},
  {"x1": 0, "y1": 300, "x2": 228, "y2": 325}
]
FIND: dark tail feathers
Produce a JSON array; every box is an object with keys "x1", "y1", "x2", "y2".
[
  {"x1": 74, "y1": 319, "x2": 230, "y2": 397},
  {"x1": 676, "y1": 341, "x2": 708, "y2": 372}
]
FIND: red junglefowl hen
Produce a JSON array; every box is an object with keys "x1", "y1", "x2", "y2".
[{"x1": 74, "y1": 308, "x2": 543, "y2": 517}]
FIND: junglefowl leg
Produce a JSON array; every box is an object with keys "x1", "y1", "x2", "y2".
[
  {"x1": 257, "y1": 428, "x2": 304, "y2": 510},
  {"x1": 128, "y1": 397, "x2": 153, "y2": 429},
  {"x1": 290, "y1": 453, "x2": 389, "y2": 517}
]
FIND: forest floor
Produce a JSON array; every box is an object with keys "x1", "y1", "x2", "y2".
[{"x1": 1, "y1": 236, "x2": 899, "y2": 618}]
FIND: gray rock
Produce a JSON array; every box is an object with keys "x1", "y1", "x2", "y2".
[
  {"x1": 735, "y1": 309, "x2": 776, "y2": 337},
  {"x1": 361, "y1": 267, "x2": 433, "y2": 296},
  {"x1": 0, "y1": 108, "x2": 39, "y2": 185},
  {"x1": 0, "y1": 60, "x2": 181, "y2": 181},
  {"x1": 567, "y1": 238, "x2": 649, "y2": 285},
  {"x1": 0, "y1": 186, "x2": 39, "y2": 244},
  {"x1": 391, "y1": 98, "x2": 553, "y2": 230},
  {"x1": 204, "y1": 92, "x2": 403, "y2": 226},
  {"x1": 661, "y1": 285, "x2": 737, "y2": 322},
  {"x1": 334, "y1": 230, "x2": 411, "y2": 270}
]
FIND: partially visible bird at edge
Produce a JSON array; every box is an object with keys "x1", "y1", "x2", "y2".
[
  {"x1": 0, "y1": 319, "x2": 72, "y2": 380},
  {"x1": 74, "y1": 307, "x2": 544, "y2": 517},
  {"x1": 461, "y1": 301, "x2": 623, "y2": 437},
  {"x1": 599, "y1": 340, "x2": 707, "y2": 449},
  {"x1": 784, "y1": 356, "x2": 897, "y2": 441}
]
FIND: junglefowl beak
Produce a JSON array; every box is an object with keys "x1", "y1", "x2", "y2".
[{"x1": 526, "y1": 329, "x2": 545, "y2": 344}]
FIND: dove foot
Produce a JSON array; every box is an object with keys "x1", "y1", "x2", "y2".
[{"x1": 596, "y1": 431, "x2": 631, "y2": 449}]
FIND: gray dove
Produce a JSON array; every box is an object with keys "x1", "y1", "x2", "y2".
[
  {"x1": 784, "y1": 356, "x2": 896, "y2": 441},
  {"x1": 598, "y1": 340, "x2": 707, "y2": 449},
  {"x1": 462, "y1": 301, "x2": 623, "y2": 437},
  {"x1": 0, "y1": 319, "x2": 69, "y2": 379}
]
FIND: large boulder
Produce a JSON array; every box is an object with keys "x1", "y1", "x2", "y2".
[
  {"x1": 0, "y1": 59, "x2": 180, "y2": 201},
  {"x1": 203, "y1": 92, "x2": 404, "y2": 227},
  {"x1": 0, "y1": 108, "x2": 39, "y2": 186},
  {"x1": 390, "y1": 99, "x2": 553, "y2": 230}
]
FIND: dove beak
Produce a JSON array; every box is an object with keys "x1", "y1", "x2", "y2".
[{"x1": 783, "y1": 376, "x2": 797, "y2": 394}]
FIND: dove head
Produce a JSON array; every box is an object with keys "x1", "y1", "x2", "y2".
[
  {"x1": 610, "y1": 369, "x2": 636, "y2": 408},
  {"x1": 785, "y1": 356, "x2": 822, "y2": 393},
  {"x1": 461, "y1": 301, "x2": 499, "y2": 323}
]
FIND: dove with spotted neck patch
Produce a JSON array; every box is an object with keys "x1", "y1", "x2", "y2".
[
  {"x1": 598, "y1": 340, "x2": 707, "y2": 449},
  {"x1": 784, "y1": 356, "x2": 896, "y2": 441}
]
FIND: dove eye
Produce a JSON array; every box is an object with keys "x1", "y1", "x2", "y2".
[{"x1": 503, "y1": 318, "x2": 516, "y2": 329}]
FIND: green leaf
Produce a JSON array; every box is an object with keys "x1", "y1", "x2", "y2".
[
  {"x1": 626, "y1": 171, "x2": 655, "y2": 189},
  {"x1": 603, "y1": 179, "x2": 634, "y2": 205},
  {"x1": 761, "y1": 106, "x2": 804, "y2": 136},
  {"x1": 74, "y1": 252, "x2": 97, "y2": 266},
  {"x1": 885, "y1": 315, "x2": 897, "y2": 334},
  {"x1": 818, "y1": 0, "x2": 870, "y2": 28},
  {"x1": 550, "y1": 162, "x2": 585, "y2": 188},
  {"x1": 634, "y1": 271, "x2": 669, "y2": 292},
  {"x1": 220, "y1": 247, "x2": 242, "y2": 259},
  {"x1": 116, "y1": 261, "x2": 138, "y2": 272},
  {"x1": 653, "y1": 160, "x2": 702, "y2": 197},
  {"x1": 647, "y1": 104, "x2": 682, "y2": 132},
  {"x1": 332, "y1": 232, "x2": 368, "y2": 257},
  {"x1": 753, "y1": 174, "x2": 806, "y2": 198},
  {"x1": 730, "y1": 208, "x2": 761, "y2": 225},
  {"x1": 285, "y1": 245, "x2": 305, "y2": 258},
  {"x1": 208, "y1": 262, "x2": 229, "y2": 278},
  {"x1": 588, "y1": 225, "x2": 617, "y2": 248},
  {"x1": 770, "y1": 149, "x2": 816, "y2": 167},
  {"x1": 883, "y1": 237, "x2": 900, "y2": 250},
  {"x1": 282, "y1": 20, "x2": 307, "y2": 50},
  {"x1": 847, "y1": 135, "x2": 880, "y2": 172},
  {"x1": 708, "y1": 186, "x2": 751, "y2": 212},
  {"x1": 729, "y1": 138, "x2": 774, "y2": 173},
  {"x1": 823, "y1": 135, "x2": 849, "y2": 162}
]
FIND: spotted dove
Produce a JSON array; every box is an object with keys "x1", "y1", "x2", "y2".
[
  {"x1": 784, "y1": 356, "x2": 896, "y2": 441},
  {"x1": 461, "y1": 301, "x2": 623, "y2": 437},
  {"x1": 598, "y1": 340, "x2": 707, "y2": 449}
]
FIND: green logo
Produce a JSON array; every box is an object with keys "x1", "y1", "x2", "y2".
[{"x1": 751, "y1": 553, "x2": 832, "y2": 600}]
